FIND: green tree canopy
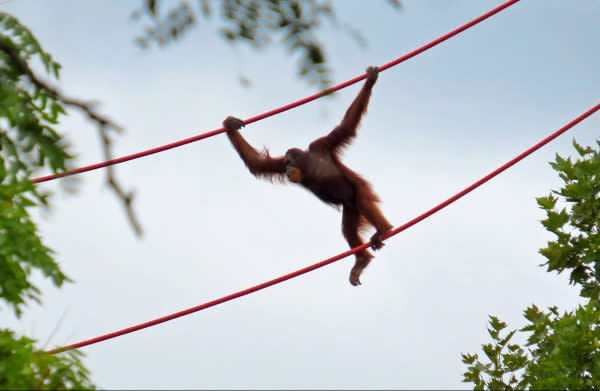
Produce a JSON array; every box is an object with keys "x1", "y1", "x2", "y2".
[
  {"x1": 0, "y1": 12, "x2": 96, "y2": 389},
  {"x1": 0, "y1": 11, "x2": 71, "y2": 316},
  {"x1": 462, "y1": 140, "x2": 600, "y2": 390}
]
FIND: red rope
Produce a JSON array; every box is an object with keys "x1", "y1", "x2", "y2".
[
  {"x1": 33, "y1": 0, "x2": 521, "y2": 184},
  {"x1": 47, "y1": 103, "x2": 600, "y2": 355}
]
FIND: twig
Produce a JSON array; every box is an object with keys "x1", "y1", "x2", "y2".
[
  {"x1": 98, "y1": 125, "x2": 143, "y2": 235},
  {"x1": 41, "y1": 309, "x2": 69, "y2": 350}
]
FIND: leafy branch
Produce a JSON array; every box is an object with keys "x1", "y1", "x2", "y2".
[
  {"x1": 0, "y1": 12, "x2": 142, "y2": 236},
  {"x1": 462, "y1": 139, "x2": 600, "y2": 390},
  {"x1": 462, "y1": 303, "x2": 599, "y2": 390},
  {"x1": 131, "y1": 0, "x2": 402, "y2": 88},
  {"x1": 0, "y1": 329, "x2": 95, "y2": 389}
]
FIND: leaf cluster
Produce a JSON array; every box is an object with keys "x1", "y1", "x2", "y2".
[
  {"x1": 462, "y1": 303, "x2": 600, "y2": 390},
  {"x1": 0, "y1": 329, "x2": 94, "y2": 390},
  {"x1": 131, "y1": 0, "x2": 400, "y2": 88},
  {"x1": 0, "y1": 12, "x2": 72, "y2": 315},
  {"x1": 537, "y1": 140, "x2": 600, "y2": 301},
  {"x1": 0, "y1": 12, "x2": 96, "y2": 389},
  {"x1": 462, "y1": 139, "x2": 600, "y2": 389}
]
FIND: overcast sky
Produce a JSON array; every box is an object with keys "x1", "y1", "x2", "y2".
[{"x1": 3, "y1": 0, "x2": 600, "y2": 389}]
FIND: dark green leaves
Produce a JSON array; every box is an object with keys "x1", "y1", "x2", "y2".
[
  {"x1": 461, "y1": 315, "x2": 528, "y2": 390},
  {"x1": 536, "y1": 140, "x2": 600, "y2": 298},
  {"x1": 462, "y1": 304, "x2": 600, "y2": 390},
  {"x1": 536, "y1": 194, "x2": 557, "y2": 210},
  {"x1": 0, "y1": 329, "x2": 95, "y2": 390},
  {"x1": 541, "y1": 209, "x2": 569, "y2": 232},
  {"x1": 0, "y1": 175, "x2": 70, "y2": 316},
  {"x1": 463, "y1": 139, "x2": 600, "y2": 390},
  {"x1": 0, "y1": 12, "x2": 95, "y2": 390},
  {"x1": 0, "y1": 11, "x2": 73, "y2": 315}
]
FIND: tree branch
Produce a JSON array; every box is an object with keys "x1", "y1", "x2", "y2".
[{"x1": 0, "y1": 39, "x2": 143, "y2": 236}]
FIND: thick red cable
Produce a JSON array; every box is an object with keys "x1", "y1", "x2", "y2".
[
  {"x1": 33, "y1": 0, "x2": 520, "y2": 184},
  {"x1": 47, "y1": 103, "x2": 600, "y2": 355}
]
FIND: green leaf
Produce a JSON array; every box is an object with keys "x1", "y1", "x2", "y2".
[
  {"x1": 488, "y1": 315, "x2": 507, "y2": 332},
  {"x1": 542, "y1": 209, "x2": 569, "y2": 232},
  {"x1": 461, "y1": 353, "x2": 478, "y2": 365},
  {"x1": 536, "y1": 194, "x2": 557, "y2": 210}
]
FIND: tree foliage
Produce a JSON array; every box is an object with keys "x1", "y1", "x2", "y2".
[
  {"x1": 131, "y1": 0, "x2": 401, "y2": 88},
  {"x1": 462, "y1": 303, "x2": 600, "y2": 390},
  {"x1": 538, "y1": 140, "x2": 600, "y2": 301},
  {"x1": 0, "y1": 330, "x2": 94, "y2": 390},
  {"x1": 0, "y1": 12, "x2": 71, "y2": 316},
  {"x1": 0, "y1": 12, "x2": 96, "y2": 389},
  {"x1": 462, "y1": 140, "x2": 600, "y2": 390}
]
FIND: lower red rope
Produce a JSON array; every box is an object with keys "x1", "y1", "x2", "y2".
[
  {"x1": 32, "y1": 0, "x2": 520, "y2": 184},
  {"x1": 47, "y1": 102, "x2": 600, "y2": 355}
]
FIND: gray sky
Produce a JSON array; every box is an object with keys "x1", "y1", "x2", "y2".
[{"x1": 2, "y1": 0, "x2": 600, "y2": 389}]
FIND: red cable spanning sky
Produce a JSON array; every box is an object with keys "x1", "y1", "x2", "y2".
[
  {"x1": 33, "y1": 0, "x2": 521, "y2": 184},
  {"x1": 48, "y1": 102, "x2": 600, "y2": 355},
  {"x1": 45, "y1": 0, "x2": 525, "y2": 355},
  {"x1": 41, "y1": 0, "x2": 600, "y2": 355}
]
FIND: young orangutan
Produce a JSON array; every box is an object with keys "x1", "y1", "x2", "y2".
[{"x1": 224, "y1": 65, "x2": 392, "y2": 286}]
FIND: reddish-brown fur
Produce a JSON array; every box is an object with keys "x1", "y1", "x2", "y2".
[{"x1": 224, "y1": 66, "x2": 392, "y2": 286}]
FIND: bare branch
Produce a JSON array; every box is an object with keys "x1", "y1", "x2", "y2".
[{"x1": 98, "y1": 125, "x2": 143, "y2": 236}]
